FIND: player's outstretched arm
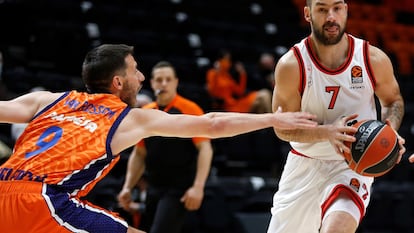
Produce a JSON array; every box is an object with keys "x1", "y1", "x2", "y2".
[
  {"x1": 112, "y1": 107, "x2": 318, "y2": 155},
  {"x1": 0, "y1": 91, "x2": 62, "y2": 124},
  {"x1": 153, "y1": 108, "x2": 318, "y2": 139}
]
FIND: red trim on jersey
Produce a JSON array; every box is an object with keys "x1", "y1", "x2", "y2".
[
  {"x1": 292, "y1": 46, "x2": 306, "y2": 96},
  {"x1": 363, "y1": 41, "x2": 376, "y2": 89},
  {"x1": 290, "y1": 149, "x2": 311, "y2": 158},
  {"x1": 305, "y1": 34, "x2": 354, "y2": 75},
  {"x1": 320, "y1": 184, "x2": 365, "y2": 222}
]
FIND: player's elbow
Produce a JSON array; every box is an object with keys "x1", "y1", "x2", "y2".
[{"x1": 203, "y1": 112, "x2": 227, "y2": 138}]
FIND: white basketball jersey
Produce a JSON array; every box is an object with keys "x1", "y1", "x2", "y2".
[{"x1": 291, "y1": 34, "x2": 377, "y2": 160}]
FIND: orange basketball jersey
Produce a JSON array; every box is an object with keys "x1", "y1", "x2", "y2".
[{"x1": 0, "y1": 90, "x2": 130, "y2": 197}]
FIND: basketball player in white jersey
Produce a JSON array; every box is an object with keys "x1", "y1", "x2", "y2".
[{"x1": 268, "y1": 0, "x2": 406, "y2": 233}]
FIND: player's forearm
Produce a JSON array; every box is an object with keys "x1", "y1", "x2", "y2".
[
  {"x1": 204, "y1": 112, "x2": 274, "y2": 138},
  {"x1": 193, "y1": 144, "x2": 213, "y2": 189},
  {"x1": 382, "y1": 98, "x2": 404, "y2": 130},
  {"x1": 274, "y1": 125, "x2": 332, "y2": 143}
]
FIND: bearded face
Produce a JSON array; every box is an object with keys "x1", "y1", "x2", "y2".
[
  {"x1": 311, "y1": 16, "x2": 346, "y2": 45},
  {"x1": 120, "y1": 79, "x2": 139, "y2": 107}
]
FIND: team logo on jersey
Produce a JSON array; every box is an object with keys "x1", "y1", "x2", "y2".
[
  {"x1": 351, "y1": 66, "x2": 363, "y2": 84},
  {"x1": 350, "y1": 178, "x2": 361, "y2": 192}
]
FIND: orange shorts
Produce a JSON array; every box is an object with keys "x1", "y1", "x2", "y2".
[{"x1": 0, "y1": 181, "x2": 128, "y2": 233}]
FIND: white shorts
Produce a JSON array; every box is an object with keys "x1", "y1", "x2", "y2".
[{"x1": 267, "y1": 151, "x2": 374, "y2": 233}]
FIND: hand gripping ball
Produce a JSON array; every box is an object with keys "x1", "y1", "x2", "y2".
[{"x1": 343, "y1": 119, "x2": 399, "y2": 177}]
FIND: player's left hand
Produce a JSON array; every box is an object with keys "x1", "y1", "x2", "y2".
[{"x1": 385, "y1": 119, "x2": 406, "y2": 164}]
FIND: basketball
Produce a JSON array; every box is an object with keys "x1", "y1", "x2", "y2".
[{"x1": 343, "y1": 119, "x2": 399, "y2": 177}]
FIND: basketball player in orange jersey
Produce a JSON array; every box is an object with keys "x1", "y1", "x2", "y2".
[
  {"x1": 268, "y1": 0, "x2": 406, "y2": 233},
  {"x1": 0, "y1": 44, "x2": 318, "y2": 233}
]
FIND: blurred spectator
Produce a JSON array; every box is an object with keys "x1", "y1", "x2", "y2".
[
  {"x1": 249, "y1": 52, "x2": 277, "y2": 91},
  {"x1": 206, "y1": 49, "x2": 271, "y2": 113}
]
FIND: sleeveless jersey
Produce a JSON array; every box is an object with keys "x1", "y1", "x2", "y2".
[
  {"x1": 0, "y1": 91, "x2": 130, "y2": 197},
  {"x1": 290, "y1": 34, "x2": 377, "y2": 160}
]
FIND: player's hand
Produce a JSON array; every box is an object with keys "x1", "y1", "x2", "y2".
[
  {"x1": 328, "y1": 114, "x2": 359, "y2": 155},
  {"x1": 117, "y1": 188, "x2": 132, "y2": 211},
  {"x1": 385, "y1": 119, "x2": 405, "y2": 164},
  {"x1": 180, "y1": 186, "x2": 204, "y2": 211},
  {"x1": 408, "y1": 154, "x2": 414, "y2": 163},
  {"x1": 273, "y1": 106, "x2": 318, "y2": 130}
]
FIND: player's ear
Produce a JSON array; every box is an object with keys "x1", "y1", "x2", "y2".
[
  {"x1": 304, "y1": 6, "x2": 311, "y2": 22},
  {"x1": 112, "y1": 76, "x2": 123, "y2": 90}
]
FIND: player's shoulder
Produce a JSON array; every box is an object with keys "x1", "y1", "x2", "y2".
[
  {"x1": 275, "y1": 49, "x2": 301, "y2": 75},
  {"x1": 279, "y1": 49, "x2": 299, "y2": 65},
  {"x1": 366, "y1": 44, "x2": 392, "y2": 68},
  {"x1": 34, "y1": 91, "x2": 66, "y2": 107}
]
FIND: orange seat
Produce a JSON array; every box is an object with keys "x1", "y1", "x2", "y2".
[
  {"x1": 384, "y1": 40, "x2": 414, "y2": 76},
  {"x1": 346, "y1": 20, "x2": 379, "y2": 46}
]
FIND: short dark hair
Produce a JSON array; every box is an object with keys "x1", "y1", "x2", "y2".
[
  {"x1": 306, "y1": 0, "x2": 346, "y2": 7},
  {"x1": 152, "y1": 61, "x2": 173, "y2": 70},
  {"x1": 82, "y1": 44, "x2": 134, "y2": 93},
  {"x1": 151, "y1": 61, "x2": 177, "y2": 79}
]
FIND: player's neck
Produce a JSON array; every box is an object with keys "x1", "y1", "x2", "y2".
[{"x1": 309, "y1": 34, "x2": 349, "y2": 69}]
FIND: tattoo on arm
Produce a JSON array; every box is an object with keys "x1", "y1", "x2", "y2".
[{"x1": 383, "y1": 100, "x2": 404, "y2": 130}]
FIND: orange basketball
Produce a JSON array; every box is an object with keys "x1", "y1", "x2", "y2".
[{"x1": 343, "y1": 119, "x2": 399, "y2": 177}]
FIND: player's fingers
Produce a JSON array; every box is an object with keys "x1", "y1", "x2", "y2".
[
  {"x1": 186, "y1": 199, "x2": 201, "y2": 211},
  {"x1": 398, "y1": 145, "x2": 406, "y2": 157},
  {"x1": 396, "y1": 135, "x2": 406, "y2": 161},
  {"x1": 299, "y1": 111, "x2": 317, "y2": 120},
  {"x1": 397, "y1": 135, "x2": 406, "y2": 145},
  {"x1": 184, "y1": 199, "x2": 193, "y2": 210},
  {"x1": 340, "y1": 125, "x2": 358, "y2": 135},
  {"x1": 189, "y1": 202, "x2": 201, "y2": 211},
  {"x1": 339, "y1": 132, "x2": 356, "y2": 143},
  {"x1": 334, "y1": 144, "x2": 343, "y2": 155},
  {"x1": 296, "y1": 120, "x2": 318, "y2": 129},
  {"x1": 342, "y1": 114, "x2": 359, "y2": 123},
  {"x1": 180, "y1": 194, "x2": 187, "y2": 203},
  {"x1": 341, "y1": 143, "x2": 351, "y2": 154}
]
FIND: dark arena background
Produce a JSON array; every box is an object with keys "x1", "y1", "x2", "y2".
[{"x1": 1, "y1": 0, "x2": 414, "y2": 232}]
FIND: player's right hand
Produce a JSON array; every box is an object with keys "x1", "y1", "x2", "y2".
[{"x1": 329, "y1": 114, "x2": 358, "y2": 155}]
